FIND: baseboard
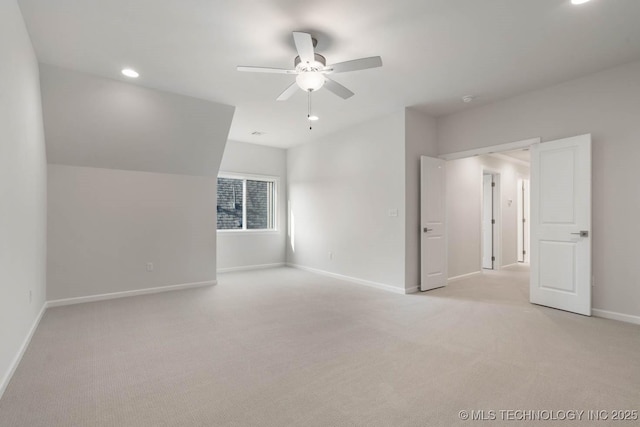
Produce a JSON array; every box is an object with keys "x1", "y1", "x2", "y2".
[
  {"x1": 217, "y1": 263, "x2": 285, "y2": 273},
  {"x1": 448, "y1": 271, "x2": 482, "y2": 283},
  {"x1": 0, "y1": 302, "x2": 47, "y2": 400},
  {"x1": 46, "y1": 280, "x2": 217, "y2": 308},
  {"x1": 287, "y1": 263, "x2": 410, "y2": 295},
  {"x1": 592, "y1": 309, "x2": 640, "y2": 326}
]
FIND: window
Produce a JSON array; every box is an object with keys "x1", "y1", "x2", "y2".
[{"x1": 217, "y1": 174, "x2": 277, "y2": 231}]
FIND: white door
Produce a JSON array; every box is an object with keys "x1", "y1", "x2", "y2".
[
  {"x1": 421, "y1": 156, "x2": 447, "y2": 291},
  {"x1": 482, "y1": 174, "x2": 494, "y2": 269},
  {"x1": 530, "y1": 134, "x2": 591, "y2": 315}
]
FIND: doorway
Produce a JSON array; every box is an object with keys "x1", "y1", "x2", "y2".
[
  {"x1": 440, "y1": 150, "x2": 528, "y2": 281},
  {"x1": 420, "y1": 135, "x2": 593, "y2": 316}
]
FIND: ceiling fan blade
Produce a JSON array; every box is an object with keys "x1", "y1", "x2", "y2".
[
  {"x1": 276, "y1": 82, "x2": 300, "y2": 101},
  {"x1": 292, "y1": 32, "x2": 315, "y2": 64},
  {"x1": 237, "y1": 66, "x2": 296, "y2": 74},
  {"x1": 324, "y1": 77, "x2": 354, "y2": 99},
  {"x1": 327, "y1": 56, "x2": 383, "y2": 73}
]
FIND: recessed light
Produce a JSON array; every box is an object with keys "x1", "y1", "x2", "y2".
[
  {"x1": 571, "y1": 0, "x2": 591, "y2": 5},
  {"x1": 308, "y1": 115, "x2": 319, "y2": 121},
  {"x1": 121, "y1": 68, "x2": 139, "y2": 78}
]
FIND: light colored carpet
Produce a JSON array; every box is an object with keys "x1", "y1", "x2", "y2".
[{"x1": 1, "y1": 265, "x2": 639, "y2": 426}]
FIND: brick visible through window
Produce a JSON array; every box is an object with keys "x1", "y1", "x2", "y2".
[
  {"x1": 217, "y1": 175, "x2": 276, "y2": 231},
  {"x1": 216, "y1": 177, "x2": 243, "y2": 230}
]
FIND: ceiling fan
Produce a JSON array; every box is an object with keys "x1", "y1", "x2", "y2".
[{"x1": 237, "y1": 32, "x2": 383, "y2": 101}]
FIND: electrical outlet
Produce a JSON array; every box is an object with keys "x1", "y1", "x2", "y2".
[
  {"x1": 146, "y1": 262, "x2": 154, "y2": 272},
  {"x1": 328, "y1": 252, "x2": 333, "y2": 260},
  {"x1": 388, "y1": 208, "x2": 399, "y2": 217},
  {"x1": 29, "y1": 290, "x2": 32, "y2": 304}
]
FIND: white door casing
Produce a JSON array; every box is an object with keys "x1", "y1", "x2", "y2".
[
  {"x1": 530, "y1": 134, "x2": 591, "y2": 315},
  {"x1": 517, "y1": 179, "x2": 530, "y2": 263},
  {"x1": 421, "y1": 156, "x2": 447, "y2": 291},
  {"x1": 482, "y1": 174, "x2": 494, "y2": 269},
  {"x1": 524, "y1": 178, "x2": 530, "y2": 264}
]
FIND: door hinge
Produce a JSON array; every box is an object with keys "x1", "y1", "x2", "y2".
[
  {"x1": 491, "y1": 219, "x2": 495, "y2": 224},
  {"x1": 523, "y1": 250, "x2": 526, "y2": 255},
  {"x1": 522, "y1": 218, "x2": 526, "y2": 223},
  {"x1": 491, "y1": 182, "x2": 496, "y2": 187},
  {"x1": 491, "y1": 256, "x2": 495, "y2": 261}
]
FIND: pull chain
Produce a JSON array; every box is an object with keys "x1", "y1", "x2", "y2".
[{"x1": 307, "y1": 90, "x2": 312, "y2": 130}]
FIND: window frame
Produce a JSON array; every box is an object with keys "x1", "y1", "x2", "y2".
[{"x1": 216, "y1": 172, "x2": 279, "y2": 234}]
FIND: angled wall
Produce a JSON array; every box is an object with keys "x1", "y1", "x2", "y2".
[
  {"x1": 41, "y1": 65, "x2": 235, "y2": 300},
  {"x1": 40, "y1": 64, "x2": 234, "y2": 176}
]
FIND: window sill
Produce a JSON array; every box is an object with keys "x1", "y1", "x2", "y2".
[{"x1": 217, "y1": 229, "x2": 280, "y2": 235}]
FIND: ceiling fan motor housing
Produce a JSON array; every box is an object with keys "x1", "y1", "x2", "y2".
[
  {"x1": 295, "y1": 53, "x2": 326, "y2": 71},
  {"x1": 237, "y1": 31, "x2": 381, "y2": 101}
]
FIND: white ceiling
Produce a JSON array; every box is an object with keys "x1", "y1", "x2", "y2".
[
  {"x1": 499, "y1": 149, "x2": 531, "y2": 164},
  {"x1": 18, "y1": 0, "x2": 640, "y2": 148}
]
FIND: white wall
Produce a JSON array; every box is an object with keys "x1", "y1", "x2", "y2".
[
  {"x1": 287, "y1": 112, "x2": 407, "y2": 291},
  {"x1": 405, "y1": 108, "x2": 438, "y2": 289},
  {"x1": 446, "y1": 155, "x2": 529, "y2": 278},
  {"x1": 0, "y1": 0, "x2": 47, "y2": 396},
  {"x1": 438, "y1": 60, "x2": 640, "y2": 319},
  {"x1": 47, "y1": 165, "x2": 217, "y2": 300},
  {"x1": 40, "y1": 67, "x2": 234, "y2": 300},
  {"x1": 217, "y1": 140, "x2": 287, "y2": 271}
]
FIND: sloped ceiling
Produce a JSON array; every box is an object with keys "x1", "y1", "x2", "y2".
[
  {"x1": 19, "y1": 0, "x2": 640, "y2": 148},
  {"x1": 40, "y1": 64, "x2": 235, "y2": 176}
]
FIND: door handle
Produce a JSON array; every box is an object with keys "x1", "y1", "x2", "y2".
[
  {"x1": 570, "y1": 231, "x2": 589, "y2": 237},
  {"x1": 423, "y1": 228, "x2": 433, "y2": 233}
]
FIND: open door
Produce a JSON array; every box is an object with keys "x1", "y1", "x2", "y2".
[
  {"x1": 421, "y1": 156, "x2": 447, "y2": 291},
  {"x1": 530, "y1": 134, "x2": 591, "y2": 315}
]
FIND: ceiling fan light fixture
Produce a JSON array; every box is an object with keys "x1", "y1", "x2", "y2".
[{"x1": 296, "y1": 71, "x2": 325, "y2": 92}]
